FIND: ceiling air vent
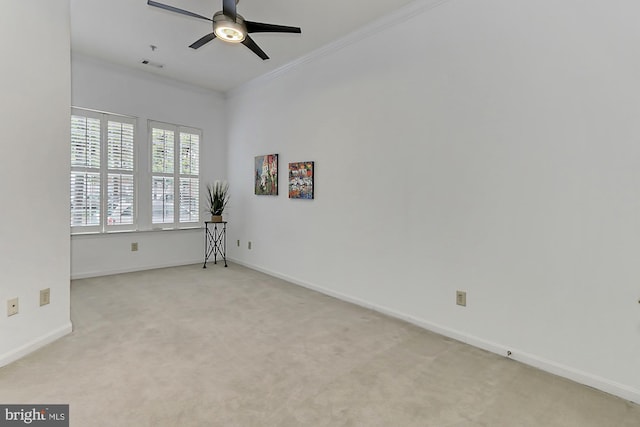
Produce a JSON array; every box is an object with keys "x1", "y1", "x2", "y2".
[{"x1": 141, "y1": 59, "x2": 164, "y2": 69}]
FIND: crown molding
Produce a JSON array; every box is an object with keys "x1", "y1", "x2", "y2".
[{"x1": 226, "y1": 0, "x2": 451, "y2": 99}]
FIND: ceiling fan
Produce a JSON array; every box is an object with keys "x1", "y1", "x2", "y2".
[{"x1": 147, "y1": 0, "x2": 302, "y2": 60}]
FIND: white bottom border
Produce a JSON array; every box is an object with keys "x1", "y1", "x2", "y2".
[
  {"x1": 229, "y1": 257, "x2": 640, "y2": 405},
  {"x1": 0, "y1": 323, "x2": 73, "y2": 368}
]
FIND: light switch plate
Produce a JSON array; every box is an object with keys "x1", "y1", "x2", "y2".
[
  {"x1": 40, "y1": 288, "x2": 50, "y2": 306},
  {"x1": 456, "y1": 291, "x2": 467, "y2": 307}
]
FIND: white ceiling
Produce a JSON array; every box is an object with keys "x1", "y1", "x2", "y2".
[{"x1": 70, "y1": 0, "x2": 417, "y2": 93}]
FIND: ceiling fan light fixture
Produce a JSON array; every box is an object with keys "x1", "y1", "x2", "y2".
[
  {"x1": 213, "y1": 12, "x2": 246, "y2": 43},
  {"x1": 214, "y1": 24, "x2": 245, "y2": 42}
]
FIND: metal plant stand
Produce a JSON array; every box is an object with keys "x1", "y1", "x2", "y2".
[{"x1": 203, "y1": 221, "x2": 227, "y2": 268}]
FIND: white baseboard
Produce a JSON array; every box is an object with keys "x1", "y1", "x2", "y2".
[
  {"x1": 228, "y1": 258, "x2": 640, "y2": 405},
  {"x1": 71, "y1": 259, "x2": 202, "y2": 280},
  {"x1": 0, "y1": 322, "x2": 73, "y2": 368}
]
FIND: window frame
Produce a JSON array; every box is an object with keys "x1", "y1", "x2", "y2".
[
  {"x1": 149, "y1": 120, "x2": 201, "y2": 230},
  {"x1": 71, "y1": 107, "x2": 137, "y2": 234}
]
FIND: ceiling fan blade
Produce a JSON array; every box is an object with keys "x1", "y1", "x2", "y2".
[
  {"x1": 242, "y1": 36, "x2": 269, "y2": 60},
  {"x1": 245, "y1": 21, "x2": 302, "y2": 34},
  {"x1": 147, "y1": 0, "x2": 212, "y2": 21},
  {"x1": 222, "y1": 0, "x2": 237, "y2": 20},
  {"x1": 189, "y1": 33, "x2": 217, "y2": 49}
]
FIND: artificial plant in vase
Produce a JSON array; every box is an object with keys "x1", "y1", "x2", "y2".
[{"x1": 205, "y1": 180, "x2": 229, "y2": 222}]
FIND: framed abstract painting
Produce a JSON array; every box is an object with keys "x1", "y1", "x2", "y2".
[
  {"x1": 288, "y1": 161, "x2": 314, "y2": 199},
  {"x1": 254, "y1": 154, "x2": 278, "y2": 195}
]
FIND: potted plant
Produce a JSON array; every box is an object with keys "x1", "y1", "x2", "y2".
[{"x1": 205, "y1": 180, "x2": 229, "y2": 222}]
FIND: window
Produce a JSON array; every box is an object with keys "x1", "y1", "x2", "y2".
[
  {"x1": 71, "y1": 108, "x2": 136, "y2": 233},
  {"x1": 150, "y1": 121, "x2": 200, "y2": 228}
]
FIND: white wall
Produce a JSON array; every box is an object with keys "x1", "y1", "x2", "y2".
[
  {"x1": 0, "y1": 0, "x2": 72, "y2": 365},
  {"x1": 226, "y1": 0, "x2": 640, "y2": 403},
  {"x1": 70, "y1": 55, "x2": 227, "y2": 278}
]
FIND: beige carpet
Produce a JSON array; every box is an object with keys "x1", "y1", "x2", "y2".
[{"x1": 1, "y1": 263, "x2": 638, "y2": 426}]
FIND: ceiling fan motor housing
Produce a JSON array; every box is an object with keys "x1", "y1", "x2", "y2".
[{"x1": 213, "y1": 11, "x2": 246, "y2": 43}]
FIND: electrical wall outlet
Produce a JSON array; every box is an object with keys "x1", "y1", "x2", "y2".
[
  {"x1": 456, "y1": 291, "x2": 467, "y2": 307},
  {"x1": 248, "y1": 241, "x2": 252, "y2": 250},
  {"x1": 7, "y1": 298, "x2": 19, "y2": 316},
  {"x1": 40, "y1": 288, "x2": 51, "y2": 306},
  {"x1": 131, "y1": 242, "x2": 138, "y2": 251}
]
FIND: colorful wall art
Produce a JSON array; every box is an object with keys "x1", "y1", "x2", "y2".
[
  {"x1": 255, "y1": 154, "x2": 278, "y2": 195},
  {"x1": 288, "y1": 161, "x2": 314, "y2": 199}
]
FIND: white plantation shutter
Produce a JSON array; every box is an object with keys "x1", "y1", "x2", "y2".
[
  {"x1": 152, "y1": 128, "x2": 174, "y2": 174},
  {"x1": 179, "y1": 178, "x2": 199, "y2": 222},
  {"x1": 71, "y1": 115, "x2": 100, "y2": 169},
  {"x1": 180, "y1": 132, "x2": 199, "y2": 175},
  {"x1": 108, "y1": 121, "x2": 134, "y2": 169},
  {"x1": 107, "y1": 174, "x2": 134, "y2": 225},
  {"x1": 179, "y1": 132, "x2": 199, "y2": 223},
  {"x1": 152, "y1": 176, "x2": 174, "y2": 224},
  {"x1": 71, "y1": 108, "x2": 137, "y2": 233},
  {"x1": 70, "y1": 112, "x2": 102, "y2": 230},
  {"x1": 70, "y1": 172, "x2": 100, "y2": 226},
  {"x1": 150, "y1": 122, "x2": 200, "y2": 228},
  {"x1": 151, "y1": 124, "x2": 175, "y2": 225},
  {"x1": 106, "y1": 120, "x2": 135, "y2": 226}
]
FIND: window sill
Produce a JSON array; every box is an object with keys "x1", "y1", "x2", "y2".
[{"x1": 71, "y1": 227, "x2": 203, "y2": 238}]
